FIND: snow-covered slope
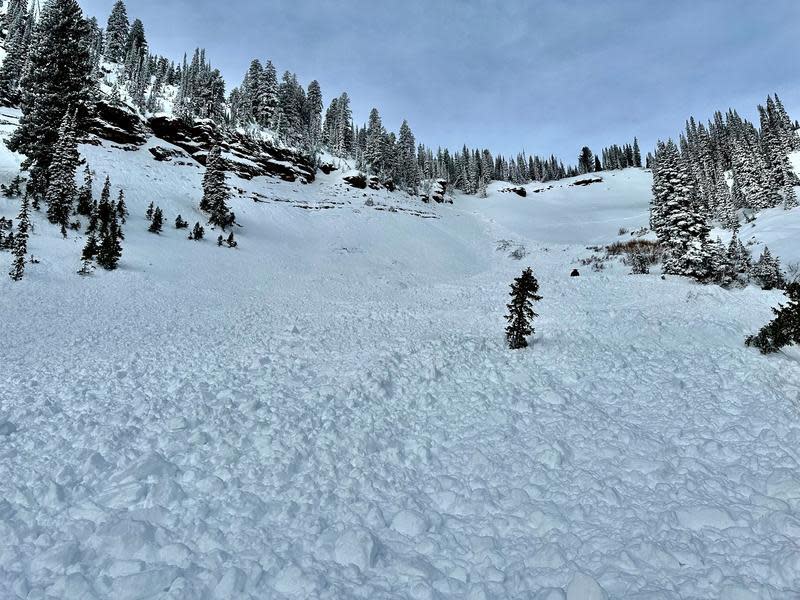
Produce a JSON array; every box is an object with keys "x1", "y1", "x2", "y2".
[{"x1": 2, "y1": 115, "x2": 800, "y2": 599}]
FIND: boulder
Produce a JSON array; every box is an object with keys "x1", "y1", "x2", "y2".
[{"x1": 501, "y1": 186, "x2": 527, "y2": 197}]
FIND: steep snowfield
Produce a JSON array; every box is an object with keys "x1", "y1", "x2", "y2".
[{"x1": 2, "y1": 114, "x2": 800, "y2": 599}]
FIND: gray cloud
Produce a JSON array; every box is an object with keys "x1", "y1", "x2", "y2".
[{"x1": 79, "y1": 0, "x2": 800, "y2": 162}]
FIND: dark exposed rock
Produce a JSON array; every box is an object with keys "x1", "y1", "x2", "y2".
[
  {"x1": 149, "y1": 146, "x2": 187, "y2": 162},
  {"x1": 147, "y1": 116, "x2": 315, "y2": 183},
  {"x1": 571, "y1": 269, "x2": 580, "y2": 277},
  {"x1": 421, "y1": 179, "x2": 450, "y2": 204},
  {"x1": 319, "y1": 162, "x2": 338, "y2": 175},
  {"x1": 86, "y1": 100, "x2": 148, "y2": 146},
  {"x1": 572, "y1": 177, "x2": 603, "y2": 187},
  {"x1": 501, "y1": 186, "x2": 527, "y2": 197},
  {"x1": 343, "y1": 173, "x2": 367, "y2": 189}
]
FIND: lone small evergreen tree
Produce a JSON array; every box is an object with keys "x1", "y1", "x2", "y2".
[
  {"x1": 505, "y1": 267, "x2": 542, "y2": 350},
  {"x1": 145, "y1": 201, "x2": 154, "y2": 221},
  {"x1": 148, "y1": 206, "x2": 163, "y2": 233},
  {"x1": 746, "y1": 282, "x2": 800, "y2": 354},
  {"x1": 217, "y1": 234, "x2": 223, "y2": 246},
  {"x1": 175, "y1": 215, "x2": 188, "y2": 229},
  {"x1": 9, "y1": 194, "x2": 29, "y2": 281},
  {"x1": 226, "y1": 231, "x2": 237, "y2": 248}
]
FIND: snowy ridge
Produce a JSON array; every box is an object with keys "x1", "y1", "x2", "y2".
[{"x1": 2, "y1": 110, "x2": 800, "y2": 599}]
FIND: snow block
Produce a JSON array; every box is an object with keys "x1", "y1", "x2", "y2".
[
  {"x1": 334, "y1": 527, "x2": 379, "y2": 571},
  {"x1": 566, "y1": 573, "x2": 607, "y2": 600}
]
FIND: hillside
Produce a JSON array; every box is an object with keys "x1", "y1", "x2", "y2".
[{"x1": 2, "y1": 105, "x2": 800, "y2": 600}]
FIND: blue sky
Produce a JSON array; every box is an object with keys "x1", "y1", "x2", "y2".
[{"x1": 78, "y1": 0, "x2": 800, "y2": 163}]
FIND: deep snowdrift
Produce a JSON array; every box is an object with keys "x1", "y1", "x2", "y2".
[{"x1": 1, "y1": 115, "x2": 800, "y2": 599}]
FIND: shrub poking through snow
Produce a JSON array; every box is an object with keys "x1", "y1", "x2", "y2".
[
  {"x1": 175, "y1": 215, "x2": 188, "y2": 229},
  {"x1": 505, "y1": 267, "x2": 542, "y2": 350},
  {"x1": 746, "y1": 283, "x2": 800, "y2": 354},
  {"x1": 629, "y1": 252, "x2": 650, "y2": 274}
]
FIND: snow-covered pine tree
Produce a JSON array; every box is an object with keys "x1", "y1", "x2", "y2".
[
  {"x1": 726, "y1": 229, "x2": 751, "y2": 279},
  {"x1": 104, "y1": 0, "x2": 130, "y2": 62},
  {"x1": 7, "y1": 0, "x2": 92, "y2": 199},
  {"x1": 201, "y1": 146, "x2": 234, "y2": 229},
  {"x1": 750, "y1": 247, "x2": 784, "y2": 291},
  {"x1": 8, "y1": 194, "x2": 30, "y2": 281},
  {"x1": 126, "y1": 18, "x2": 146, "y2": 55},
  {"x1": 305, "y1": 80, "x2": 323, "y2": 153},
  {"x1": 652, "y1": 139, "x2": 713, "y2": 279},
  {"x1": 364, "y1": 108, "x2": 386, "y2": 176},
  {"x1": 0, "y1": 2, "x2": 34, "y2": 104},
  {"x1": 45, "y1": 110, "x2": 79, "y2": 232},
  {"x1": 505, "y1": 267, "x2": 543, "y2": 350},
  {"x1": 746, "y1": 282, "x2": 800, "y2": 354}
]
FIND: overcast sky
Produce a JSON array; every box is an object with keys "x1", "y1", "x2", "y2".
[{"x1": 78, "y1": 0, "x2": 800, "y2": 163}]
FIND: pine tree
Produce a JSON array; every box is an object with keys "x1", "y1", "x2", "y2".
[
  {"x1": 578, "y1": 147, "x2": 594, "y2": 174},
  {"x1": 746, "y1": 282, "x2": 800, "y2": 354},
  {"x1": 726, "y1": 229, "x2": 752, "y2": 280},
  {"x1": 148, "y1": 207, "x2": 163, "y2": 233},
  {"x1": 8, "y1": 194, "x2": 30, "y2": 281},
  {"x1": 45, "y1": 110, "x2": 79, "y2": 231},
  {"x1": 145, "y1": 201, "x2": 154, "y2": 221},
  {"x1": 201, "y1": 146, "x2": 234, "y2": 229},
  {"x1": 76, "y1": 165, "x2": 93, "y2": 216},
  {"x1": 305, "y1": 80, "x2": 323, "y2": 152},
  {"x1": 116, "y1": 190, "x2": 128, "y2": 223},
  {"x1": 217, "y1": 234, "x2": 223, "y2": 246},
  {"x1": 226, "y1": 231, "x2": 237, "y2": 248},
  {"x1": 0, "y1": 2, "x2": 34, "y2": 104},
  {"x1": 505, "y1": 267, "x2": 543, "y2": 350},
  {"x1": 751, "y1": 247, "x2": 784, "y2": 290},
  {"x1": 104, "y1": 0, "x2": 130, "y2": 62},
  {"x1": 175, "y1": 214, "x2": 188, "y2": 229},
  {"x1": 6, "y1": 0, "x2": 92, "y2": 198},
  {"x1": 189, "y1": 222, "x2": 204, "y2": 240},
  {"x1": 126, "y1": 18, "x2": 146, "y2": 55}
]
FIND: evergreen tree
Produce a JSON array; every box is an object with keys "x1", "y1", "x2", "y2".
[
  {"x1": 8, "y1": 194, "x2": 30, "y2": 281},
  {"x1": 104, "y1": 0, "x2": 130, "y2": 62},
  {"x1": 226, "y1": 231, "x2": 237, "y2": 248},
  {"x1": 751, "y1": 247, "x2": 784, "y2": 290},
  {"x1": 145, "y1": 201, "x2": 154, "y2": 221},
  {"x1": 0, "y1": 2, "x2": 34, "y2": 104},
  {"x1": 505, "y1": 267, "x2": 543, "y2": 350},
  {"x1": 201, "y1": 146, "x2": 234, "y2": 229},
  {"x1": 726, "y1": 229, "x2": 752, "y2": 280},
  {"x1": 745, "y1": 282, "x2": 800, "y2": 354},
  {"x1": 175, "y1": 214, "x2": 188, "y2": 229},
  {"x1": 578, "y1": 147, "x2": 594, "y2": 174},
  {"x1": 96, "y1": 210, "x2": 122, "y2": 270},
  {"x1": 148, "y1": 206, "x2": 163, "y2": 233},
  {"x1": 189, "y1": 222, "x2": 204, "y2": 240},
  {"x1": 6, "y1": 0, "x2": 92, "y2": 198},
  {"x1": 126, "y1": 18, "x2": 146, "y2": 55},
  {"x1": 305, "y1": 80, "x2": 323, "y2": 152},
  {"x1": 76, "y1": 165, "x2": 93, "y2": 216},
  {"x1": 116, "y1": 190, "x2": 127, "y2": 223},
  {"x1": 45, "y1": 110, "x2": 79, "y2": 231}
]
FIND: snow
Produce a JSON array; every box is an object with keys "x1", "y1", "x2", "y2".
[{"x1": 2, "y1": 119, "x2": 800, "y2": 598}]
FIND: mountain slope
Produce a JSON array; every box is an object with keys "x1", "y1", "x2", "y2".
[{"x1": 2, "y1": 118, "x2": 800, "y2": 599}]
